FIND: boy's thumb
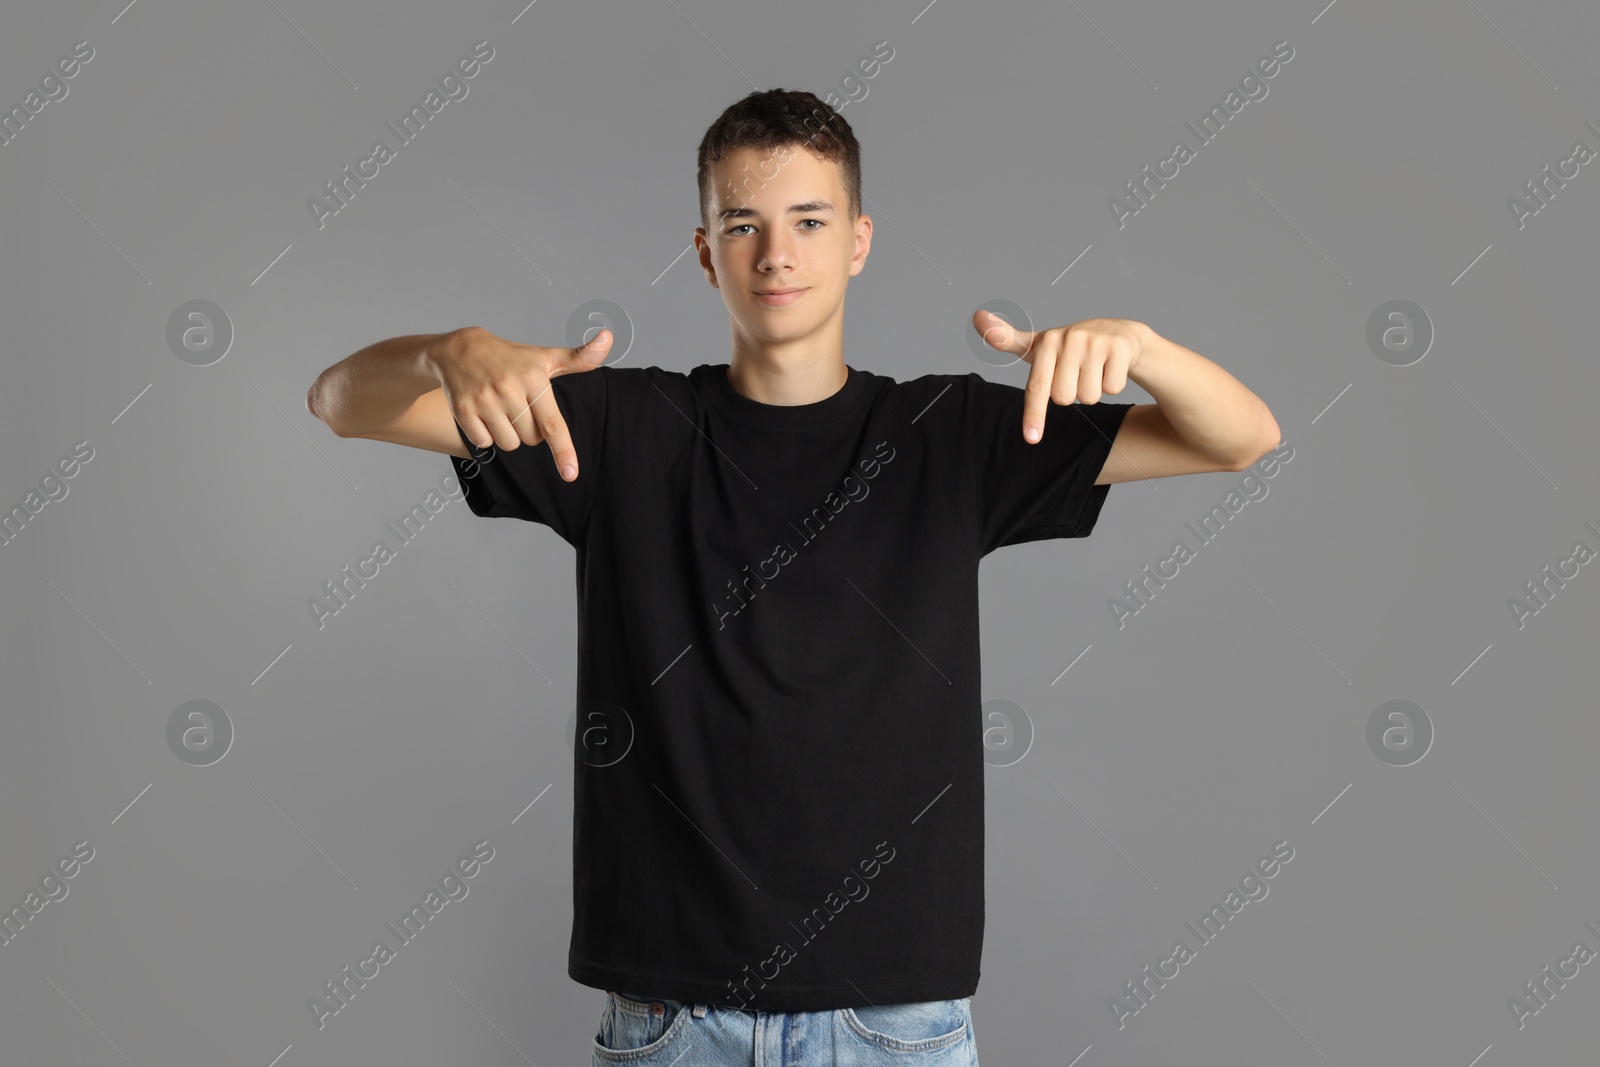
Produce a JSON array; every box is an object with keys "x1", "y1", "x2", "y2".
[{"x1": 576, "y1": 328, "x2": 611, "y2": 365}]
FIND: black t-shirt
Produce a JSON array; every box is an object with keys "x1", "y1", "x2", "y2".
[{"x1": 449, "y1": 361, "x2": 1132, "y2": 1012}]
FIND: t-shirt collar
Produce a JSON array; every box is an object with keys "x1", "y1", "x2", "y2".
[{"x1": 696, "y1": 361, "x2": 870, "y2": 430}]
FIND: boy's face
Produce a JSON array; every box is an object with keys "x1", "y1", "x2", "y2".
[{"x1": 695, "y1": 144, "x2": 872, "y2": 348}]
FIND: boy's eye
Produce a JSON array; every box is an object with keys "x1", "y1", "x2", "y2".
[{"x1": 726, "y1": 219, "x2": 825, "y2": 235}]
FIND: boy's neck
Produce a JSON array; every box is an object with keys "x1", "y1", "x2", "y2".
[{"x1": 725, "y1": 327, "x2": 848, "y2": 407}]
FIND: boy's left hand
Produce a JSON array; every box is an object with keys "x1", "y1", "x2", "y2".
[{"x1": 973, "y1": 309, "x2": 1149, "y2": 442}]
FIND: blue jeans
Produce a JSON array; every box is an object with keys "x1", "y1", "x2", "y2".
[{"x1": 592, "y1": 989, "x2": 979, "y2": 1065}]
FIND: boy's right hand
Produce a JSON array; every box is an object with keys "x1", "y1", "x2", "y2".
[{"x1": 432, "y1": 325, "x2": 611, "y2": 482}]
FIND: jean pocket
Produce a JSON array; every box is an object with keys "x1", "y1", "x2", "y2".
[
  {"x1": 840, "y1": 997, "x2": 970, "y2": 1052},
  {"x1": 592, "y1": 992, "x2": 693, "y2": 1063}
]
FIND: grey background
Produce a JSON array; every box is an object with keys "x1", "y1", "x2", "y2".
[{"x1": 2, "y1": 0, "x2": 1596, "y2": 1064}]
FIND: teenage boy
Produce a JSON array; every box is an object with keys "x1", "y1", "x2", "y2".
[{"x1": 307, "y1": 88, "x2": 1279, "y2": 1065}]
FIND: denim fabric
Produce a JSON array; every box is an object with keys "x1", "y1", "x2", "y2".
[{"x1": 592, "y1": 990, "x2": 979, "y2": 1065}]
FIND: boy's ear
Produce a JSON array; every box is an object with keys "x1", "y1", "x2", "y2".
[{"x1": 694, "y1": 234, "x2": 720, "y2": 289}]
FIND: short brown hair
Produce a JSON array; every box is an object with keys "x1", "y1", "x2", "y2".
[{"x1": 696, "y1": 88, "x2": 861, "y2": 233}]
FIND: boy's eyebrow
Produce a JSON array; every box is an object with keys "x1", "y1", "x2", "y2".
[{"x1": 717, "y1": 200, "x2": 837, "y2": 223}]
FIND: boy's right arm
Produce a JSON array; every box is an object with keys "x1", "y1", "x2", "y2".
[{"x1": 305, "y1": 326, "x2": 611, "y2": 479}]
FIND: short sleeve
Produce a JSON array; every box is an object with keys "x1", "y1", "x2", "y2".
[
  {"x1": 448, "y1": 366, "x2": 607, "y2": 547},
  {"x1": 963, "y1": 372, "x2": 1133, "y2": 555}
]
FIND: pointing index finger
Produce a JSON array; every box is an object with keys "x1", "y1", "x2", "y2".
[{"x1": 1021, "y1": 331, "x2": 1057, "y2": 444}]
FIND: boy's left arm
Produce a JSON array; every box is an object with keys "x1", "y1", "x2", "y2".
[{"x1": 973, "y1": 309, "x2": 1281, "y2": 486}]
